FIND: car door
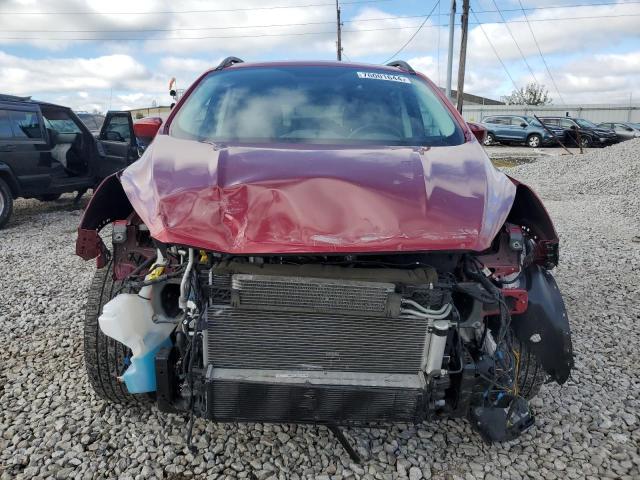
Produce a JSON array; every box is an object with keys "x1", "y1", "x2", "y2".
[
  {"x1": 490, "y1": 117, "x2": 510, "y2": 140},
  {"x1": 507, "y1": 116, "x2": 528, "y2": 141},
  {"x1": 613, "y1": 123, "x2": 635, "y2": 141},
  {"x1": 0, "y1": 106, "x2": 51, "y2": 195},
  {"x1": 559, "y1": 118, "x2": 579, "y2": 144},
  {"x1": 96, "y1": 111, "x2": 138, "y2": 179}
]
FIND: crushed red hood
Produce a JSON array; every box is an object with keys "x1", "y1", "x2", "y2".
[{"x1": 119, "y1": 135, "x2": 516, "y2": 254}]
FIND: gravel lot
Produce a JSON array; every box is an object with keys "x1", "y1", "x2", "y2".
[{"x1": 1, "y1": 140, "x2": 639, "y2": 480}]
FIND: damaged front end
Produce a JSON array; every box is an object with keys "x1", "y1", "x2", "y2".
[{"x1": 77, "y1": 178, "x2": 573, "y2": 446}]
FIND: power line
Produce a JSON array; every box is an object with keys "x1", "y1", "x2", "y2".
[
  {"x1": 489, "y1": 0, "x2": 539, "y2": 85},
  {"x1": 382, "y1": 0, "x2": 440, "y2": 64},
  {"x1": 469, "y1": 7, "x2": 520, "y2": 94},
  {"x1": 1, "y1": 12, "x2": 639, "y2": 41},
  {"x1": 2, "y1": 4, "x2": 640, "y2": 33},
  {"x1": 516, "y1": 0, "x2": 566, "y2": 105},
  {"x1": 0, "y1": 0, "x2": 392, "y2": 15},
  {"x1": 0, "y1": 0, "x2": 637, "y2": 19},
  {"x1": 474, "y1": 12, "x2": 640, "y2": 23},
  {"x1": 472, "y1": 0, "x2": 640, "y2": 15}
]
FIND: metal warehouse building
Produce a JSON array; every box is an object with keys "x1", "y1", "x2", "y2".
[{"x1": 462, "y1": 104, "x2": 640, "y2": 124}]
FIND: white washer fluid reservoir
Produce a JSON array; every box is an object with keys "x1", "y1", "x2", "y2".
[{"x1": 98, "y1": 286, "x2": 175, "y2": 393}]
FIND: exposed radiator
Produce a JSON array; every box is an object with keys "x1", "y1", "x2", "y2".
[
  {"x1": 204, "y1": 379, "x2": 425, "y2": 423},
  {"x1": 205, "y1": 305, "x2": 429, "y2": 374},
  {"x1": 201, "y1": 269, "x2": 440, "y2": 423},
  {"x1": 231, "y1": 274, "x2": 397, "y2": 316}
]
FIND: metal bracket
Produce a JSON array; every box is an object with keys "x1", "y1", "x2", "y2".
[{"x1": 328, "y1": 425, "x2": 361, "y2": 464}]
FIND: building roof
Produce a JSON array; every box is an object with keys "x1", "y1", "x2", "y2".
[{"x1": 443, "y1": 89, "x2": 504, "y2": 106}]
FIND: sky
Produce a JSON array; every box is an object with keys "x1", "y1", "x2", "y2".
[{"x1": 0, "y1": 0, "x2": 638, "y2": 112}]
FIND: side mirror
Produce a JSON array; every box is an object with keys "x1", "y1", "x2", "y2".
[
  {"x1": 569, "y1": 125, "x2": 577, "y2": 130},
  {"x1": 520, "y1": 122, "x2": 528, "y2": 128},
  {"x1": 467, "y1": 122, "x2": 487, "y2": 144}
]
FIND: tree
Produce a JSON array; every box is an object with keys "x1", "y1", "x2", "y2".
[{"x1": 502, "y1": 83, "x2": 552, "y2": 105}]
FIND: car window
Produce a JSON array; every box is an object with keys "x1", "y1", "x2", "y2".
[
  {"x1": 104, "y1": 116, "x2": 131, "y2": 142},
  {"x1": 483, "y1": 117, "x2": 496, "y2": 124},
  {"x1": 575, "y1": 119, "x2": 597, "y2": 128},
  {"x1": 43, "y1": 110, "x2": 82, "y2": 134},
  {"x1": 510, "y1": 117, "x2": 526, "y2": 126},
  {"x1": 78, "y1": 114, "x2": 105, "y2": 131},
  {"x1": 489, "y1": 117, "x2": 510, "y2": 125},
  {"x1": 540, "y1": 118, "x2": 557, "y2": 126},
  {"x1": 9, "y1": 110, "x2": 42, "y2": 139},
  {"x1": 171, "y1": 66, "x2": 465, "y2": 147},
  {"x1": 560, "y1": 119, "x2": 575, "y2": 128},
  {"x1": 0, "y1": 110, "x2": 12, "y2": 139}
]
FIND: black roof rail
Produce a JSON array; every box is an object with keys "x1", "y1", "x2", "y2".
[
  {"x1": 215, "y1": 56, "x2": 244, "y2": 71},
  {"x1": 385, "y1": 60, "x2": 416, "y2": 74},
  {"x1": 0, "y1": 93, "x2": 32, "y2": 102}
]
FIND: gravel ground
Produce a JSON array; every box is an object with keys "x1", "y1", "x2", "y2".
[{"x1": 1, "y1": 140, "x2": 639, "y2": 480}]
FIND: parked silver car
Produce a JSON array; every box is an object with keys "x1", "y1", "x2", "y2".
[{"x1": 597, "y1": 122, "x2": 640, "y2": 142}]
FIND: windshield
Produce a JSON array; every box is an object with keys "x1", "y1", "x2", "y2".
[
  {"x1": 524, "y1": 116, "x2": 543, "y2": 127},
  {"x1": 170, "y1": 66, "x2": 465, "y2": 146},
  {"x1": 78, "y1": 113, "x2": 105, "y2": 131},
  {"x1": 576, "y1": 119, "x2": 598, "y2": 128}
]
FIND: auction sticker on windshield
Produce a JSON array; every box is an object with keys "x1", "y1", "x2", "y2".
[{"x1": 356, "y1": 72, "x2": 411, "y2": 83}]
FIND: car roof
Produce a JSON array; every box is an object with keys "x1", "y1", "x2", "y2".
[
  {"x1": 0, "y1": 93, "x2": 71, "y2": 110},
  {"x1": 201, "y1": 60, "x2": 416, "y2": 76}
]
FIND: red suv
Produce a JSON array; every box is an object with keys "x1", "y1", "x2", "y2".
[{"x1": 77, "y1": 58, "x2": 572, "y2": 450}]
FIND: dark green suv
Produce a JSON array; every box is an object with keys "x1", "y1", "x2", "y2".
[{"x1": 0, "y1": 94, "x2": 137, "y2": 228}]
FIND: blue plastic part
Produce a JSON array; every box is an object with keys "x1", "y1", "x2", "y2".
[{"x1": 122, "y1": 337, "x2": 172, "y2": 394}]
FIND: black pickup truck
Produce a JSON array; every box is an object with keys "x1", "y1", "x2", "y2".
[{"x1": 0, "y1": 94, "x2": 137, "y2": 228}]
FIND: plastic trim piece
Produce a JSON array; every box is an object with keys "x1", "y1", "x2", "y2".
[
  {"x1": 215, "y1": 56, "x2": 244, "y2": 70},
  {"x1": 385, "y1": 60, "x2": 416, "y2": 74},
  {"x1": 511, "y1": 265, "x2": 573, "y2": 384},
  {"x1": 76, "y1": 174, "x2": 133, "y2": 266}
]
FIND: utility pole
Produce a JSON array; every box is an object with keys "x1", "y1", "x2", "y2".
[
  {"x1": 456, "y1": 0, "x2": 470, "y2": 113},
  {"x1": 336, "y1": 0, "x2": 343, "y2": 61},
  {"x1": 445, "y1": 0, "x2": 456, "y2": 100}
]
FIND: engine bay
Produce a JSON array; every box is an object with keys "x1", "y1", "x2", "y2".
[{"x1": 94, "y1": 220, "x2": 573, "y2": 452}]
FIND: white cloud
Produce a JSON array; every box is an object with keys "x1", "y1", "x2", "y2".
[
  {"x1": 118, "y1": 92, "x2": 145, "y2": 103},
  {"x1": 160, "y1": 57, "x2": 220, "y2": 73},
  {"x1": 0, "y1": 52, "x2": 148, "y2": 93},
  {"x1": 552, "y1": 51, "x2": 640, "y2": 103},
  {"x1": 141, "y1": 1, "x2": 334, "y2": 55},
  {"x1": 408, "y1": 56, "x2": 437, "y2": 79},
  {"x1": 342, "y1": 8, "x2": 446, "y2": 59},
  {"x1": 468, "y1": 3, "x2": 640, "y2": 64}
]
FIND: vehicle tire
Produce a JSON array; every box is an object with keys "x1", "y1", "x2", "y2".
[
  {"x1": 37, "y1": 193, "x2": 62, "y2": 202},
  {"x1": 484, "y1": 132, "x2": 496, "y2": 146},
  {"x1": 513, "y1": 336, "x2": 547, "y2": 400},
  {"x1": 526, "y1": 134, "x2": 542, "y2": 148},
  {"x1": 0, "y1": 177, "x2": 14, "y2": 229},
  {"x1": 84, "y1": 263, "x2": 153, "y2": 405},
  {"x1": 579, "y1": 136, "x2": 592, "y2": 148}
]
